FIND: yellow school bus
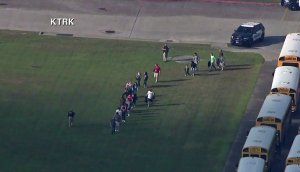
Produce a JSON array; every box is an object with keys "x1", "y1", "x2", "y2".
[
  {"x1": 270, "y1": 66, "x2": 300, "y2": 112},
  {"x1": 256, "y1": 94, "x2": 292, "y2": 143},
  {"x1": 286, "y1": 135, "x2": 300, "y2": 166},
  {"x1": 277, "y1": 33, "x2": 300, "y2": 68},
  {"x1": 242, "y1": 126, "x2": 276, "y2": 169},
  {"x1": 284, "y1": 164, "x2": 300, "y2": 172},
  {"x1": 237, "y1": 157, "x2": 266, "y2": 172}
]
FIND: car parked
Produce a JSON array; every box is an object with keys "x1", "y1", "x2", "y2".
[{"x1": 231, "y1": 22, "x2": 265, "y2": 47}]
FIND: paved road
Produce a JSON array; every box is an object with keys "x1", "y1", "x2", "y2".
[
  {"x1": 1, "y1": 0, "x2": 300, "y2": 61},
  {"x1": 0, "y1": 1, "x2": 300, "y2": 171}
]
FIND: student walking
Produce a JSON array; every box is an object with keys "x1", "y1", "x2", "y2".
[
  {"x1": 209, "y1": 53, "x2": 217, "y2": 72},
  {"x1": 144, "y1": 72, "x2": 148, "y2": 88},
  {"x1": 110, "y1": 117, "x2": 116, "y2": 134},
  {"x1": 67, "y1": 110, "x2": 76, "y2": 128},
  {"x1": 193, "y1": 52, "x2": 199, "y2": 70},
  {"x1": 114, "y1": 110, "x2": 122, "y2": 132},
  {"x1": 120, "y1": 103, "x2": 127, "y2": 122},
  {"x1": 218, "y1": 49, "x2": 225, "y2": 67},
  {"x1": 162, "y1": 43, "x2": 170, "y2": 62},
  {"x1": 135, "y1": 72, "x2": 141, "y2": 88},
  {"x1": 146, "y1": 89, "x2": 155, "y2": 107},
  {"x1": 191, "y1": 60, "x2": 196, "y2": 76},
  {"x1": 153, "y1": 64, "x2": 161, "y2": 83},
  {"x1": 184, "y1": 65, "x2": 190, "y2": 76}
]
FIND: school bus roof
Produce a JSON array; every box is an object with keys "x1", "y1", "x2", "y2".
[
  {"x1": 243, "y1": 126, "x2": 276, "y2": 151},
  {"x1": 257, "y1": 94, "x2": 291, "y2": 121},
  {"x1": 237, "y1": 157, "x2": 265, "y2": 172},
  {"x1": 271, "y1": 66, "x2": 300, "y2": 92},
  {"x1": 287, "y1": 135, "x2": 300, "y2": 161},
  {"x1": 279, "y1": 33, "x2": 300, "y2": 59},
  {"x1": 284, "y1": 164, "x2": 300, "y2": 172}
]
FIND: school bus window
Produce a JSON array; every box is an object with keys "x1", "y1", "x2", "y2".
[
  {"x1": 261, "y1": 149, "x2": 267, "y2": 153},
  {"x1": 283, "y1": 62, "x2": 299, "y2": 67},
  {"x1": 262, "y1": 123, "x2": 277, "y2": 129},
  {"x1": 243, "y1": 154, "x2": 249, "y2": 157},
  {"x1": 251, "y1": 154, "x2": 259, "y2": 158}
]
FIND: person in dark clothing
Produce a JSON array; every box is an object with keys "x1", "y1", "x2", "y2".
[
  {"x1": 132, "y1": 83, "x2": 138, "y2": 106},
  {"x1": 136, "y1": 72, "x2": 141, "y2": 88},
  {"x1": 191, "y1": 60, "x2": 196, "y2": 76},
  {"x1": 162, "y1": 43, "x2": 170, "y2": 62},
  {"x1": 120, "y1": 103, "x2": 127, "y2": 122},
  {"x1": 67, "y1": 110, "x2": 75, "y2": 128},
  {"x1": 110, "y1": 117, "x2": 116, "y2": 135},
  {"x1": 143, "y1": 72, "x2": 148, "y2": 88}
]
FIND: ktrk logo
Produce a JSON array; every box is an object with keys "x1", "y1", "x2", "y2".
[{"x1": 50, "y1": 18, "x2": 74, "y2": 26}]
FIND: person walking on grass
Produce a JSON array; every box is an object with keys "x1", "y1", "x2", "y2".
[
  {"x1": 67, "y1": 110, "x2": 75, "y2": 128},
  {"x1": 135, "y1": 72, "x2": 141, "y2": 88},
  {"x1": 110, "y1": 117, "x2": 116, "y2": 135},
  {"x1": 191, "y1": 60, "x2": 196, "y2": 76},
  {"x1": 144, "y1": 72, "x2": 148, "y2": 88},
  {"x1": 193, "y1": 52, "x2": 199, "y2": 71},
  {"x1": 146, "y1": 89, "x2": 155, "y2": 107},
  {"x1": 120, "y1": 103, "x2": 127, "y2": 123},
  {"x1": 184, "y1": 65, "x2": 190, "y2": 76},
  {"x1": 153, "y1": 64, "x2": 161, "y2": 83},
  {"x1": 162, "y1": 43, "x2": 170, "y2": 62},
  {"x1": 114, "y1": 109, "x2": 122, "y2": 132},
  {"x1": 209, "y1": 53, "x2": 217, "y2": 72}
]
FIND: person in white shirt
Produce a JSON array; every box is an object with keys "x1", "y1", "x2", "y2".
[{"x1": 146, "y1": 89, "x2": 155, "y2": 107}]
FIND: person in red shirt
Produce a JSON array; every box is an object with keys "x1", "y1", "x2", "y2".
[{"x1": 153, "y1": 64, "x2": 161, "y2": 83}]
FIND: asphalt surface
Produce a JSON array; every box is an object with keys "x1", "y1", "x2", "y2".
[{"x1": 0, "y1": 0, "x2": 300, "y2": 171}]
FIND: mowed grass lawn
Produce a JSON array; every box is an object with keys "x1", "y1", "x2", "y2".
[{"x1": 0, "y1": 30, "x2": 264, "y2": 172}]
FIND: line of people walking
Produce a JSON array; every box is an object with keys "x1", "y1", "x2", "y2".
[
  {"x1": 208, "y1": 49, "x2": 225, "y2": 72},
  {"x1": 110, "y1": 69, "x2": 158, "y2": 135},
  {"x1": 185, "y1": 49, "x2": 226, "y2": 76}
]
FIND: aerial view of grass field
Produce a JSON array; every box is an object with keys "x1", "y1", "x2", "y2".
[{"x1": 0, "y1": 30, "x2": 264, "y2": 172}]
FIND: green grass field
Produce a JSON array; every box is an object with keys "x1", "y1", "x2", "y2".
[{"x1": 0, "y1": 30, "x2": 264, "y2": 172}]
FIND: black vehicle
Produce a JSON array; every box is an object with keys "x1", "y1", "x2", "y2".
[
  {"x1": 230, "y1": 22, "x2": 265, "y2": 47},
  {"x1": 281, "y1": 0, "x2": 300, "y2": 10}
]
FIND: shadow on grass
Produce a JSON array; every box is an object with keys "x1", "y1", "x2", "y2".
[
  {"x1": 133, "y1": 109, "x2": 159, "y2": 114},
  {"x1": 195, "y1": 72, "x2": 220, "y2": 76},
  {"x1": 150, "y1": 84, "x2": 176, "y2": 88},
  {"x1": 153, "y1": 103, "x2": 183, "y2": 107},
  {"x1": 226, "y1": 64, "x2": 252, "y2": 67},
  {"x1": 134, "y1": 112, "x2": 157, "y2": 116},
  {"x1": 225, "y1": 66, "x2": 252, "y2": 71},
  {"x1": 159, "y1": 79, "x2": 190, "y2": 82},
  {"x1": 72, "y1": 123, "x2": 103, "y2": 129}
]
